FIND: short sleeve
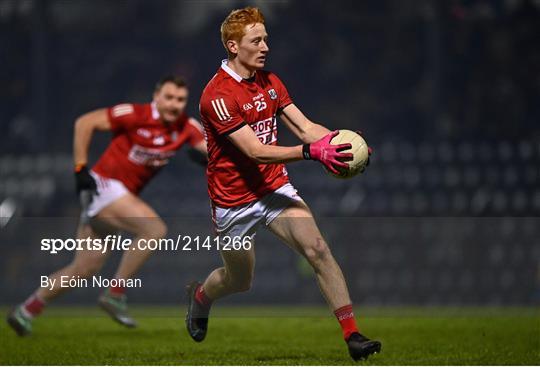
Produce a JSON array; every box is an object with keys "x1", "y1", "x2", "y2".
[
  {"x1": 107, "y1": 104, "x2": 140, "y2": 131},
  {"x1": 270, "y1": 74, "x2": 293, "y2": 112},
  {"x1": 185, "y1": 117, "x2": 206, "y2": 146},
  {"x1": 201, "y1": 93, "x2": 245, "y2": 135}
]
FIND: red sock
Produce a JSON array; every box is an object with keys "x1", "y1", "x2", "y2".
[
  {"x1": 194, "y1": 284, "x2": 212, "y2": 308},
  {"x1": 22, "y1": 294, "x2": 45, "y2": 318},
  {"x1": 334, "y1": 304, "x2": 359, "y2": 340},
  {"x1": 109, "y1": 284, "x2": 125, "y2": 296}
]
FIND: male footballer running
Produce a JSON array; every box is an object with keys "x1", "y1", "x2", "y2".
[
  {"x1": 185, "y1": 7, "x2": 381, "y2": 361},
  {"x1": 8, "y1": 76, "x2": 207, "y2": 336}
]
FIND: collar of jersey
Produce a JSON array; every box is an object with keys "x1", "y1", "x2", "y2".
[
  {"x1": 151, "y1": 101, "x2": 160, "y2": 120},
  {"x1": 221, "y1": 59, "x2": 245, "y2": 83}
]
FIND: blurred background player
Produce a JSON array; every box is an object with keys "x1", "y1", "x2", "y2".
[
  {"x1": 7, "y1": 75, "x2": 207, "y2": 336},
  {"x1": 185, "y1": 7, "x2": 380, "y2": 361}
]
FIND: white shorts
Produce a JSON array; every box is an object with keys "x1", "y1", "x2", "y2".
[
  {"x1": 82, "y1": 171, "x2": 130, "y2": 218},
  {"x1": 212, "y1": 183, "x2": 304, "y2": 238}
]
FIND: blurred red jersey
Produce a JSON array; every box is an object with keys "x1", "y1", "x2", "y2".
[
  {"x1": 200, "y1": 61, "x2": 293, "y2": 207},
  {"x1": 92, "y1": 102, "x2": 204, "y2": 194}
]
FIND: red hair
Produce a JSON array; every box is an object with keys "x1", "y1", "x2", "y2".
[{"x1": 221, "y1": 7, "x2": 265, "y2": 57}]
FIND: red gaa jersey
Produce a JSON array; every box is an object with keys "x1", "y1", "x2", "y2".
[
  {"x1": 200, "y1": 60, "x2": 293, "y2": 207},
  {"x1": 92, "y1": 102, "x2": 204, "y2": 194}
]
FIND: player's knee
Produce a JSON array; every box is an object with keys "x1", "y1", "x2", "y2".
[
  {"x1": 153, "y1": 220, "x2": 167, "y2": 239},
  {"x1": 304, "y1": 238, "x2": 331, "y2": 266},
  {"x1": 140, "y1": 219, "x2": 167, "y2": 240}
]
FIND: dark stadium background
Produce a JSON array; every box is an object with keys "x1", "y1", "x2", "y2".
[{"x1": 1, "y1": 0, "x2": 539, "y2": 308}]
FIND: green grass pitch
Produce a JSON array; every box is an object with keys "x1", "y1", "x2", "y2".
[{"x1": 1, "y1": 306, "x2": 538, "y2": 365}]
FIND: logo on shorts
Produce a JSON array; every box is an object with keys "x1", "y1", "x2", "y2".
[{"x1": 268, "y1": 89, "x2": 278, "y2": 100}]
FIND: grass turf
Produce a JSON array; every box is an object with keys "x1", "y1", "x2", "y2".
[{"x1": 0, "y1": 306, "x2": 538, "y2": 365}]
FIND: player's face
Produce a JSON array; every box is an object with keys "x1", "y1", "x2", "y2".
[
  {"x1": 153, "y1": 83, "x2": 188, "y2": 123},
  {"x1": 237, "y1": 23, "x2": 269, "y2": 70}
]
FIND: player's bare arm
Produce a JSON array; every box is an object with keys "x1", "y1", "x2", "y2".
[
  {"x1": 227, "y1": 124, "x2": 303, "y2": 164},
  {"x1": 73, "y1": 108, "x2": 111, "y2": 167},
  {"x1": 193, "y1": 140, "x2": 208, "y2": 158},
  {"x1": 279, "y1": 104, "x2": 330, "y2": 143},
  {"x1": 186, "y1": 140, "x2": 209, "y2": 166},
  {"x1": 228, "y1": 124, "x2": 351, "y2": 174}
]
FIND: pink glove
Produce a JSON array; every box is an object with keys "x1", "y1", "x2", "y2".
[{"x1": 303, "y1": 131, "x2": 353, "y2": 174}]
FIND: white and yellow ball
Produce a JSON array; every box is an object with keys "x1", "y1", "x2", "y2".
[{"x1": 327, "y1": 129, "x2": 369, "y2": 179}]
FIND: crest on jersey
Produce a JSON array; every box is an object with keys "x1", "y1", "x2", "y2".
[{"x1": 267, "y1": 89, "x2": 278, "y2": 100}]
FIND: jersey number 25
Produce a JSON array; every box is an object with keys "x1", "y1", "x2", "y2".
[{"x1": 255, "y1": 99, "x2": 267, "y2": 112}]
